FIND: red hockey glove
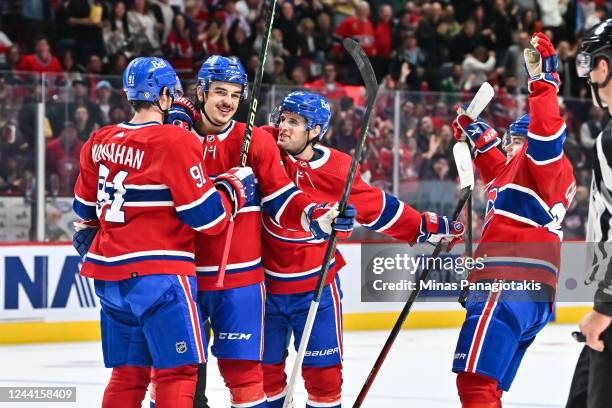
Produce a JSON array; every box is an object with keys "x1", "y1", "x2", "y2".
[
  {"x1": 453, "y1": 105, "x2": 500, "y2": 155},
  {"x1": 167, "y1": 96, "x2": 201, "y2": 130},
  {"x1": 417, "y1": 212, "x2": 464, "y2": 248},
  {"x1": 214, "y1": 167, "x2": 256, "y2": 217},
  {"x1": 524, "y1": 32, "x2": 560, "y2": 92}
]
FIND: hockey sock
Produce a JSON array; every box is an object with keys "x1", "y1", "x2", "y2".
[
  {"x1": 150, "y1": 364, "x2": 198, "y2": 408},
  {"x1": 263, "y1": 361, "x2": 287, "y2": 404},
  {"x1": 303, "y1": 365, "x2": 342, "y2": 408},
  {"x1": 456, "y1": 372, "x2": 502, "y2": 408},
  {"x1": 193, "y1": 363, "x2": 209, "y2": 408},
  {"x1": 102, "y1": 365, "x2": 151, "y2": 408},
  {"x1": 218, "y1": 359, "x2": 267, "y2": 407}
]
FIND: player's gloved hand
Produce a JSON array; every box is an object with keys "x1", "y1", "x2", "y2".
[
  {"x1": 215, "y1": 166, "x2": 256, "y2": 217},
  {"x1": 417, "y1": 212, "x2": 464, "y2": 248},
  {"x1": 167, "y1": 96, "x2": 201, "y2": 130},
  {"x1": 524, "y1": 32, "x2": 560, "y2": 92},
  {"x1": 72, "y1": 219, "x2": 99, "y2": 259},
  {"x1": 305, "y1": 202, "x2": 357, "y2": 240},
  {"x1": 453, "y1": 105, "x2": 499, "y2": 154}
]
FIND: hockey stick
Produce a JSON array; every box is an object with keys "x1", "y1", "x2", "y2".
[
  {"x1": 215, "y1": 0, "x2": 277, "y2": 288},
  {"x1": 352, "y1": 141, "x2": 474, "y2": 408},
  {"x1": 281, "y1": 38, "x2": 378, "y2": 408},
  {"x1": 456, "y1": 82, "x2": 494, "y2": 303}
]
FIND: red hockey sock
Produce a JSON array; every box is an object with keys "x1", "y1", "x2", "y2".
[
  {"x1": 263, "y1": 361, "x2": 287, "y2": 399},
  {"x1": 102, "y1": 366, "x2": 151, "y2": 408},
  {"x1": 218, "y1": 359, "x2": 266, "y2": 406},
  {"x1": 302, "y1": 364, "x2": 343, "y2": 405},
  {"x1": 457, "y1": 372, "x2": 503, "y2": 408},
  {"x1": 150, "y1": 365, "x2": 197, "y2": 408}
]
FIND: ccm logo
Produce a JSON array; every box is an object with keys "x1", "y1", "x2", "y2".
[
  {"x1": 218, "y1": 332, "x2": 252, "y2": 340},
  {"x1": 304, "y1": 347, "x2": 339, "y2": 357}
]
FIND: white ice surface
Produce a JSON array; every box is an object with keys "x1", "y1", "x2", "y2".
[{"x1": 0, "y1": 324, "x2": 583, "y2": 407}]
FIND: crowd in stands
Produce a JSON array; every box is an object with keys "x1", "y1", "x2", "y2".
[{"x1": 0, "y1": 0, "x2": 610, "y2": 239}]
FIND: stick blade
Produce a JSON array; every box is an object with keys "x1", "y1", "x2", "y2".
[
  {"x1": 465, "y1": 82, "x2": 495, "y2": 119},
  {"x1": 453, "y1": 142, "x2": 475, "y2": 190},
  {"x1": 342, "y1": 38, "x2": 378, "y2": 96}
]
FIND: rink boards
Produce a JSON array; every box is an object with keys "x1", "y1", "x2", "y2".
[{"x1": 0, "y1": 244, "x2": 592, "y2": 344}]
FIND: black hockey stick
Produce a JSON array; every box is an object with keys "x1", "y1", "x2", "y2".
[
  {"x1": 353, "y1": 143, "x2": 474, "y2": 408},
  {"x1": 282, "y1": 38, "x2": 379, "y2": 408},
  {"x1": 215, "y1": 0, "x2": 277, "y2": 287}
]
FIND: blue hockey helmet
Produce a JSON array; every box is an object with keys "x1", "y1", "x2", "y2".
[
  {"x1": 197, "y1": 56, "x2": 248, "y2": 101},
  {"x1": 272, "y1": 91, "x2": 331, "y2": 139},
  {"x1": 123, "y1": 57, "x2": 179, "y2": 102},
  {"x1": 503, "y1": 113, "x2": 529, "y2": 148}
]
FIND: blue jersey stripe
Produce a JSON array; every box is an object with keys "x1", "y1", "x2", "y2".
[
  {"x1": 262, "y1": 186, "x2": 300, "y2": 221},
  {"x1": 365, "y1": 193, "x2": 400, "y2": 232},
  {"x1": 123, "y1": 189, "x2": 172, "y2": 202},
  {"x1": 177, "y1": 192, "x2": 226, "y2": 230},
  {"x1": 73, "y1": 199, "x2": 97, "y2": 220},
  {"x1": 495, "y1": 188, "x2": 553, "y2": 226},
  {"x1": 527, "y1": 129, "x2": 565, "y2": 163}
]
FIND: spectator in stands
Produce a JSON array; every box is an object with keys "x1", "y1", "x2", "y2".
[
  {"x1": 128, "y1": 0, "x2": 162, "y2": 56},
  {"x1": 374, "y1": 4, "x2": 393, "y2": 80},
  {"x1": 538, "y1": 0, "x2": 569, "y2": 40},
  {"x1": 66, "y1": 0, "x2": 105, "y2": 66},
  {"x1": 164, "y1": 13, "x2": 195, "y2": 78},
  {"x1": 461, "y1": 46, "x2": 495, "y2": 91},
  {"x1": 305, "y1": 62, "x2": 348, "y2": 100},
  {"x1": 73, "y1": 105, "x2": 99, "y2": 141},
  {"x1": 94, "y1": 80, "x2": 113, "y2": 125},
  {"x1": 17, "y1": 36, "x2": 62, "y2": 75},
  {"x1": 502, "y1": 30, "x2": 530, "y2": 93},
  {"x1": 274, "y1": 2, "x2": 299, "y2": 69},
  {"x1": 271, "y1": 57, "x2": 291, "y2": 86},
  {"x1": 579, "y1": 106, "x2": 606, "y2": 150},
  {"x1": 290, "y1": 65, "x2": 308, "y2": 87},
  {"x1": 107, "y1": 52, "x2": 129, "y2": 88},
  {"x1": 68, "y1": 79, "x2": 102, "y2": 128},
  {"x1": 0, "y1": 156, "x2": 26, "y2": 193},
  {"x1": 441, "y1": 63, "x2": 463, "y2": 94},
  {"x1": 396, "y1": 31, "x2": 426, "y2": 70},
  {"x1": 197, "y1": 19, "x2": 229, "y2": 58},
  {"x1": 150, "y1": 0, "x2": 176, "y2": 45},
  {"x1": 103, "y1": 1, "x2": 133, "y2": 58},
  {"x1": 228, "y1": 20, "x2": 253, "y2": 65},
  {"x1": 296, "y1": 17, "x2": 318, "y2": 69},
  {"x1": 314, "y1": 12, "x2": 334, "y2": 62},
  {"x1": 333, "y1": 1, "x2": 375, "y2": 58},
  {"x1": 0, "y1": 28, "x2": 12, "y2": 66},
  {"x1": 449, "y1": 19, "x2": 480, "y2": 63},
  {"x1": 0, "y1": 44, "x2": 20, "y2": 74},
  {"x1": 557, "y1": 40, "x2": 580, "y2": 97},
  {"x1": 45, "y1": 121, "x2": 83, "y2": 194}
]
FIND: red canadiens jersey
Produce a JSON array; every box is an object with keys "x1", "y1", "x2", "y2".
[
  {"x1": 73, "y1": 121, "x2": 231, "y2": 281},
  {"x1": 195, "y1": 121, "x2": 315, "y2": 291},
  {"x1": 261, "y1": 134, "x2": 423, "y2": 294},
  {"x1": 472, "y1": 80, "x2": 576, "y2": 290}
]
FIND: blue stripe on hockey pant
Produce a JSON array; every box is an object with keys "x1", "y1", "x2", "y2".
[
  {"x1": 263, "y1": 275, "x2": 343, "y2": 367},
  {"x1": 452, "y1": 286, "x2": 553, "y2": 391},
  {"x1": 198, "y1": 281, "x2": 266, "y2": 360},
  {"x1": 95, "y1": 274, "x2": 206, "y2": 369}
]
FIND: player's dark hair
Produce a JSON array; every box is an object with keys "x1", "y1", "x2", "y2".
[{"x1": 129, "y1": 100, "x2": 155, "y2": 111}]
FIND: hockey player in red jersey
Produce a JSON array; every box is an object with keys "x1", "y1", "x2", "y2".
[
  {"x1": 259, "y1": 91, "x2": 465, "y2": 408},
  {"x1": 450, "y1": 33, "x2": 576, "y2": 407},
  {"x1": 71, "y1": 57, "x2": 256, "y2": 407},
  {"x1": 165, "y1": 56, "x2": 355, "y2": 408}
]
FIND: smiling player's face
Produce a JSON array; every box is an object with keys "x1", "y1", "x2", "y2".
[{"x1": 202, "y1": 82, "x2": 242, "y2": 126}]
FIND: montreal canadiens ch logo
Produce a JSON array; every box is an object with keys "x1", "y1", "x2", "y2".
[{"x1": 484, "y1": 188, "x2": 498, "y2": 228}]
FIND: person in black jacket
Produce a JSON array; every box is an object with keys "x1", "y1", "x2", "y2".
[{"x1": 566, "y1": 18, "x2": 612, "y2": 408}]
